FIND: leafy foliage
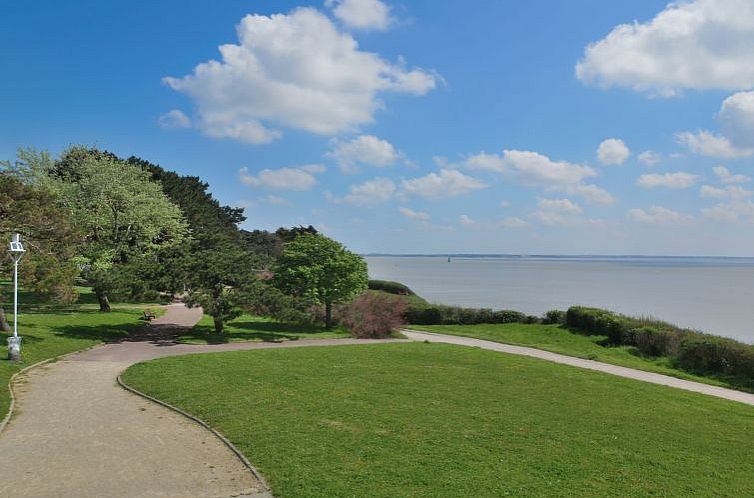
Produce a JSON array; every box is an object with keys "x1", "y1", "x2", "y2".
[
  {"x1": 339, "y1": 292, "x2": 406, "y2": 338},
  {"x1": 273, "y1": 234, "x2": 368, "y2": 328}
]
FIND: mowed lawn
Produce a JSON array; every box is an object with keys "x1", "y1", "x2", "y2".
[
  {"x1": 408, "y1": 322, "x2": 746, "y2": 390},
  {"x1": 122, "y1": 343, "x2": 754, "y2": 498},
  {"x1": 177, "y1": 313, "x2": 350, "y2": 344}
]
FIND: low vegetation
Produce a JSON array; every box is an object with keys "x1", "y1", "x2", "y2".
[
  {"x1": 122, "y1": 343, "x2": 754, "y2": 498},
  {"x1": 566, "y1": 307, "x2": 754, "y2": 391}
]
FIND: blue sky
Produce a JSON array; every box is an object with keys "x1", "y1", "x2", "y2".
[{"x1": 4, "y1": 0, "x2": 754, "y2": 255}]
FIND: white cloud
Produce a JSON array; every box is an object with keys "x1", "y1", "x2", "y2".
[
  {"x1": 636, "y1": 172, "x2": 698, "y2": 189},
  {"x1": 700, "y1": 185, "x2": 752, "y2": 200},
  {"x1": 164, "y1": 7, "x2": 437, "y2": 143},
  {"x1": 702, "y1": 200, "x2": 754, "y2": 223},
  {"x1": 718, "y1": 91, "x2": 754, "y2": 147},
  {"x1": 327, "y1": 135, "x2": 402, "y2": 173},
  {"x1": 400, "y1": 169, "x2": 488, "y2": 199},
  {"x1": 325, "y1": 0, "x2": 392, "y2": 31},
  {"x1": 597, "y1": 138, "x2": 630, "y2": 165},
  {"x1": 300, "y1": 164, "x2": 328, "y2": 173},
  {"x1": 638, "y1": 150, "x2": 661, "y2": 166},
  {"x1": 239, "y1": 165, "x2": 323, "y2": 190},
  {"x1": 627, "y1": 206, "x2": 693, "y2": 225},
  {"x1": 531, "y1": 198, "x2": 586, "y2": 226},
  {"x1": 499, "y1": 200, "x2": 511, "y2": 208},
  {"x1": 328, "y1": 177, "x2": 396, "y2": 206},
  {"x1": 537, "y1": 198, "x2": 583, "y2": 215},
  {"x1": 499, "y1": 217, "x2": 527, "y2": 228},
  {"x1": 158, "y1": 109, "x2": 191, "y2": 129},
  {"x1": 399, "y1": 207, "x2": 430, "y2": 221},
  {"x1": 264, "y1": 195, "x2": 292, "y2": 206},
  {"x1": 463, "y1": 152, "x2": 506, "y2": 172},
  {"x1": 576, "y1": 0, "x2": 754, "y2": 96},
  {"x1": 675, "y1": 130, "x2": 753, "y2": 158},
  {"x1": 488, "y1": 150, "x2": 615, "y2": 205},
  {"x1": 713, "y1": 165, "x2": 750, "y2": 184},
  {"x1": 459, "y1": 214, "x2": 475, "y2": 226}
]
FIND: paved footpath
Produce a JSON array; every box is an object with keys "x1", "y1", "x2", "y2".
[
  {"x1": 0, "y1": 304, "x2": 401, "y2": 498},
  {"x1": 402, "y1": 329, "x2": 754, "y2": 406}
]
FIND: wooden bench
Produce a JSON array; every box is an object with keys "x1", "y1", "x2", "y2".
[{"x1": 143, "y1": 310, "x2": 156, "y2": 322}]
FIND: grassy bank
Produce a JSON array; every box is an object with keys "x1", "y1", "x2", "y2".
[
  {"x1": 0, "y1": 285, "x2": 161, "y2": 418},
  {"x1": 407, "y1": 323, "x2": 748, "y2": 391},
  {"x1": 177, "y1": 313, "x2": 350, "y2": 344},
  {"x1": 122, "y1": 342, "x2": 754, "y2": 498}
]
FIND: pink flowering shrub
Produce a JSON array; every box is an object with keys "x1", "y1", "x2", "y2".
[{"x1": 340, "y1": 292, "x2": 407, "y2": 339}]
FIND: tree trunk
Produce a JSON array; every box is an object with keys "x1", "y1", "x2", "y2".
[
  {"x1": 213, "y1": 315, "x2": 225, "y2": 335},
  {"x1": 0, "y1": 306, "x2": 10, "y2": 332},
  {"x1": 96, "y1": 289, "x2": 111, "y2": 312},
  {"x1": 325, "y1": 302, "x2": 333, "y2": 329}
]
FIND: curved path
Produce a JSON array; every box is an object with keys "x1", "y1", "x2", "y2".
[
  {"x1": 0, "y1": 304, "x2": 402, "y2": 498},
  {"x1": 402, "y1": 329, "x2": 754, "y2": 406}
]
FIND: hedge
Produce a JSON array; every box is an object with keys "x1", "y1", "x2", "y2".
[
  {"x1": 368, "y1": 280, "x2": 416, "y2": 296},
  {"x1": 565, "y1": 306, "x2": 754, "y2": 388},
  {"x1": 405, "y1": 304, "x2": 538, "y2": 325}
]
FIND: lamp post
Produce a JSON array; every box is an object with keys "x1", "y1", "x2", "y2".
[{"x1": 8, "y1": 233, "x2": 25, "y2": 362}]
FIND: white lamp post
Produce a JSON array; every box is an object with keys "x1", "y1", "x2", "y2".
[{"x1": 8, "y1": 233, "x2": 25, "y2": 362}]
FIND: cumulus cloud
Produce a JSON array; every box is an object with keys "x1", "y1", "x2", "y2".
[
  {"x1": 164, "y1": 7, "x2": 437, "y2": 143},
  {"x1": 158, "y1": 109, "x2": 191, "y2": 129},
  {"x1": 638, "y1": 150, "x2": 661, "y2": 166},
  {"x1": 326, "y1": 0, "x2": 392, "y2": 31},
  {"x1": 239, "y1": 165, "x2": 324, "y2": 190},
  {"x1": 627, "y1": 206, "x2": 693, "y2": 225},
  {"x1": 499, "y1": 217, "x2": 528, "y2": 228},
  {"x1": 718, "y1": 91, "x2": 754, "y2": 147},
  {"x1": 399, "y1": 207, "x2": 430, "y2": 221},
  {"x1": 327, "y1": 134, "x2": 402, "y2": 173},
  {"x1": 597, "y1": 138, "x2": 630, "y2": 165},
  {"x1": 400, "y1": 169, "x2": 488, "y2": 199},
  {"x1": 576, "y1": 0, "x2": 754, "y2": 96},
  {"x1": 675, "y1": 130, "x2": 753, "y2": 158},
  {"x1": 699, "y1": 185, "x2": 752, "y2": 200},
  {"x1": 713, "y1": 165, "x2": 750, "y2": 184},
  {"x1": 462, "y1": 150, "x2": 614, "y2": 205},
  {"x1": 702, "y1": 200, "x2": 754, "y2": 223},
  {"x1": 459, "y1": 214, "x2": 475, "y2": 226},
  {"x1": 636, "y1": 172, "x2": 698, "y2": 189},
  {"x1": 531, "y1": 198, "x2": 588, "y2": 226},
  {"x1": 264, "y1": 195, "x2": 292, "y2": 206},
  {"x1": 327, "y1": 177, "x2": 396, "y2": 206}
]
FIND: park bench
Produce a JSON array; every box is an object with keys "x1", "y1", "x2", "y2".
[{"x1": 143, "y1": 310, "x2": 156, "y2": 322}]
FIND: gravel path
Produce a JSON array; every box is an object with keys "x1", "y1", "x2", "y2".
[
  {"x1": 0, "y1": 305, "x2": 403, "y2": 498},
  {"x1": 402, "y1": 329, "x2": 754, "y2": 406}
]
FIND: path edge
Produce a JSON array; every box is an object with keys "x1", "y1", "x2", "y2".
[
  {"x1": 0, "y1": 343, "x2": 100, "y2": 434},
  {"x1": 117, "y1": 373, "x2": 272, "y2": 494}
]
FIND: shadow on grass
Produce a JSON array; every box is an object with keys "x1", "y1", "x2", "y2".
[
  {"x1": 182, "y1": 320, "x2": 337, "y2": 344},
  {"x1": 50, "y1": 323, "x2": 140, "y2": 342}
]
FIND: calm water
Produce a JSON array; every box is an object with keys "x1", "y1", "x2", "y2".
[{"x1": 366, "y1": 256, "x2": 754, "y2": 343}]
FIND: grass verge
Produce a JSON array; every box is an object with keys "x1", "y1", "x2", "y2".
[
  {"x1": 122, "y1": 342, "x2": 754, "y2": 498},
  {"x1": 177, "y1": 314, "x2": 350, "y2": 344},
  {"x1": 408, "y1": 323, "x2": 749, "y2": 391}
]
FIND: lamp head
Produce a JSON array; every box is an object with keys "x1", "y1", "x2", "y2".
[{"x1": 9, "y1": 233, "x2": 25, "y2": 262}]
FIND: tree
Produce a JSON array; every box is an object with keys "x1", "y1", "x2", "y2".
[
  {"x1": 47, "y1": 147, "x2": 188, "y2": 311},
  {"x1": 0, "y1": 163, "x2": 78, "y2": 329},
  {"x1": 273, "y1": 234, "x2": 368, "y2": 328}
]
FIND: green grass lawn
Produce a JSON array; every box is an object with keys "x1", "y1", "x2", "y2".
[
  {"x1": 407, "y1": 322, "x2": 750, "y2": 391},
  {"x1": 0, "y1": 285, "x2": 162, "y2": 418},
  {"x1": 122, "y1": 343, "x2": 754, "y2": 498},
  {"x1": 177, "y1": 313, "x2": 350, "y2": 344}
]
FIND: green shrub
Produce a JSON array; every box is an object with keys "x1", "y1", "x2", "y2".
[
  {"x1": 566, "y1": 306, "x2": 754, "y2": 388},
  {"x1": 543, "y1": 310, "x2": 566, "y2": 325},
  {"x1": 367, "y1": 280, "x2": 415, "y2": 296}
]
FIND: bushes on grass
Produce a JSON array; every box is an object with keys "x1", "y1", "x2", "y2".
[
  {"x1": 368, "y1": 280, "x2": 416, "y2": 296},
  {"x1": 565, "y1": 306, "x2": 754, "y2": 386},
  {"x1": 405, "y1": 304, "x2": 536, "y2": 325},
  {"x1": 340, "y1": 292, "x2": 406, "y2": 338}
]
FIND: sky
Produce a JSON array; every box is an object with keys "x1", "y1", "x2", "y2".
[{"x1": 3, "y1": 0, "x2": 754, "y2": 256}]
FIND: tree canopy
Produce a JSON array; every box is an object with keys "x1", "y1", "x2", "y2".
[{"x1": 273, "y1": 234, "x2": 368, "y2": 328}]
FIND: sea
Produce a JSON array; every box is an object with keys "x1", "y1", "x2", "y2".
[{"x1": 365, "y1": 255, "x2": 754, "y2": 344}]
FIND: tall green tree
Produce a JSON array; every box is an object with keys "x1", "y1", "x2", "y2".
[
  {"x1": 273, "y1": 234, "x2": 368, "y2": 328},
  {"x1": 48, "y1": 147, "x2": 188, "y2": 311},
  {"x1": 0, "y1": 165, "x2": 78, "y2": 328}
]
